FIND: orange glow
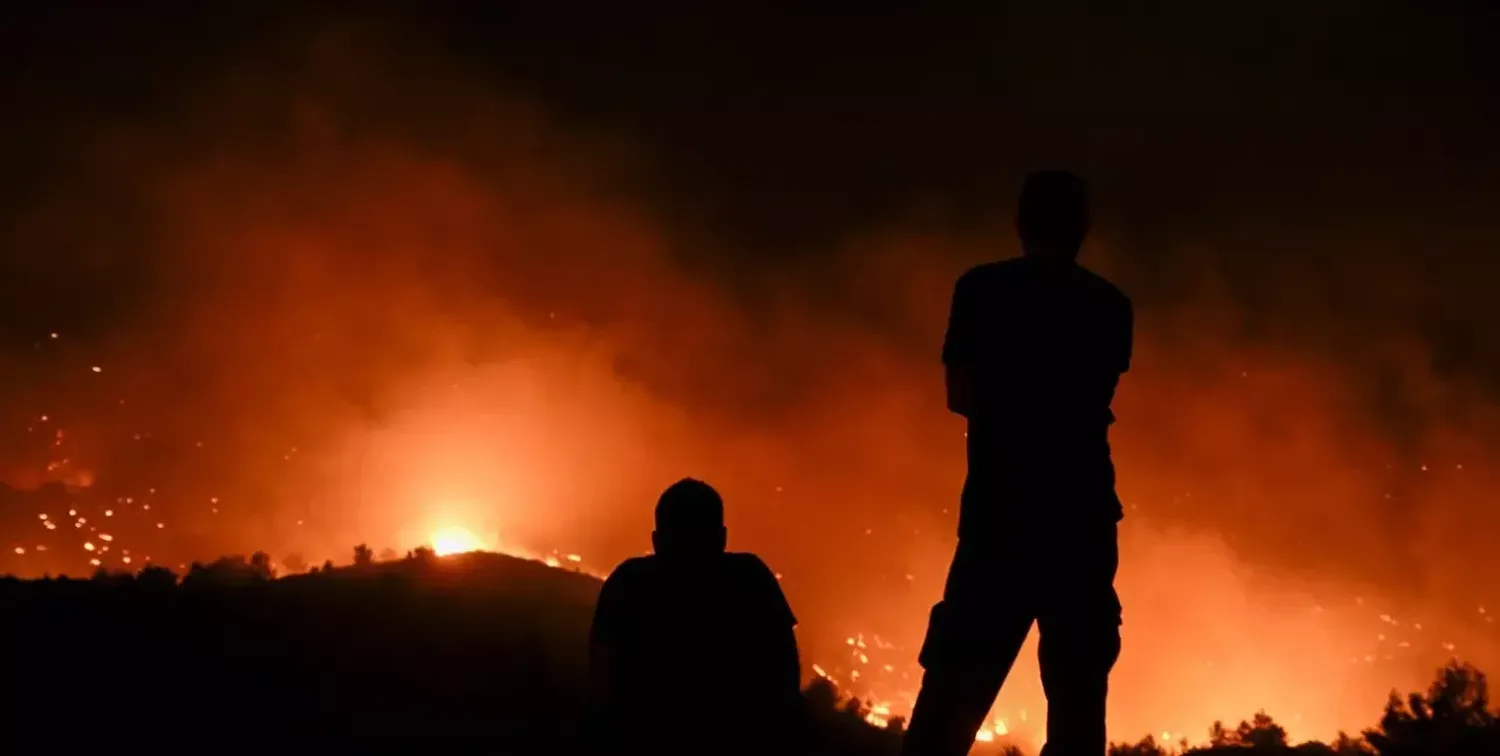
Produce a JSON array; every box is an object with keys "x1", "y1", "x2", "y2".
[{"x1": 430, "y1": 526, "x2": 485, "y2": 556}]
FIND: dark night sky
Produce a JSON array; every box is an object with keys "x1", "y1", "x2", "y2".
[
  {"x1": 1, "y1": 2, "x2": 1499, "y2": 438},
  {"x1": 5, "y1": 3, "x2": 1497, "y2": 240},
  {"x1": 4, "y1": 3, "x2": 1497, "y2": 396}
]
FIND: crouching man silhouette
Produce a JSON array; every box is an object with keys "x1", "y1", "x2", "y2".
[{"x1": 588, "y1": 478, "x2": 809, "y2": 755}]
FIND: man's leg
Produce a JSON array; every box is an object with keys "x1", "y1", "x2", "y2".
[
  {"x1": 1035, "y1": 525, "x2": 1122, "y2": 756},
  {"x1": 901, "y1": 662, "x2": 1012, "y2": 756},
  {"x1": 901, "y1": 541, "x2": 1033, "y2": 756}
]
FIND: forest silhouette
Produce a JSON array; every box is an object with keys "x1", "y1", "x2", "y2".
[{"x1": 1, "y1": 549, "x2": 1493, "y2": 754}]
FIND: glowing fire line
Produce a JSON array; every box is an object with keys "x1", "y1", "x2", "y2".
[{"x1": 430, "y1": 526, "x2": 485, "y2": 556}]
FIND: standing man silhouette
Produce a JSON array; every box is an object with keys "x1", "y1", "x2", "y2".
[
  {"x1": 587, "y1": 478, "x2": 808, "y2": 756},
  {"x1": 901, "y1": 171, "x2": 1132, "y2": 756}
]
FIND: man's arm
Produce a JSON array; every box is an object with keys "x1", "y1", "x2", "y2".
[
  {"x1": 586, "y1": 572, "x2": 628, "y2": 753},
  {"x1": 941, "y1": 271, "x2": 978, "y2": 418},
  {"x1": 742, "y1": 557, "x2": 801, "y2": 694},
  {"x1": 1085, "y1": 292, "x2": 1133, "y2": 412},
  {"x1": 751, "y1": 561, "x2": 811, "y2": 754},
  {"x1": 773, "y1": 607, "x2": 803, "y2": 699}
]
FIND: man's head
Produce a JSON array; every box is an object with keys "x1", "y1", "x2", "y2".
[
  {"x1": 652, "y1": 477, "x2": 728, "y2": 557},
  {"x1": 1017, "y1": 170, "x2": 1089, "y2": 259}
]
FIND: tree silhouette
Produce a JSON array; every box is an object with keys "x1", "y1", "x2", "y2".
[
  {"x1": 804, "y1": 677, "x2": 838, "y2": 715},
  {"x1": 353, "y1": 543, "x2": 374, "y2": 567},
  {"x1": 1208, "y1": 720, "x2": 1233, "y2": 747},
  {"x1": 249, "y1": 551, "x2": 274, "y2": 580},
  {"x1": 1365, "y1": 661, "x2": 1500, "y2": 756},
  {"x1": 137, "y1": 564, "x2": 177, "y2": 589},
  {"x1": 1328, "y1": 732, "x2": 1371, "y2": 755},
  {"x1": 1237, "y1": 711, "x2": 1289, "y2": 749},
  {"x1": 840, "y1": 697, "x2": 864, "y2": 718},
  {"x1": 283, "y1": 552, "x2": 308, "y2": 574},
  {"x1": 1109, "y1": 735, "x2": 1167, "y2": 756}
]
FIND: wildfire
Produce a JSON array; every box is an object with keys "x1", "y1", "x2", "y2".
[
  {"x1": 430, "y1": 526, "x2": 486, "y2": 556},
  {"x1": 4, "y1": 409, "x2": 1495, "y2": 753}
]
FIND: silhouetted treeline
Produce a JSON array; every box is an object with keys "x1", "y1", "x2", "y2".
[
  {"x1": 0, "y1": 549, "x2": 1494, "y2": 755},
  {"x1": 1107, "y1": 660, "x2": 1499, "y2": 755}
]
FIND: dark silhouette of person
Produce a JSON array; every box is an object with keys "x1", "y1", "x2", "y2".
[
  {"x1": 901, "y1": 171, "x2": 1132, "y2": 756},
  {"x1": 587, "y1": 478, "x2": 807, "y2": 755}
]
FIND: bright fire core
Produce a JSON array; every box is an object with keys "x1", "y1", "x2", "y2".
[{"x1": 430, "y1": 526, "x2": 486, "y2": 556}]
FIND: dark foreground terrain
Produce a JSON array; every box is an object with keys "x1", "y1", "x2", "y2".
[{"x1": 1, "y1": 550, "x2": 1495, "y2": 755}]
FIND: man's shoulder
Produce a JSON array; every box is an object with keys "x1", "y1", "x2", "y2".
[
  {"x1": 607, "y1": 552, "x2": 775, "y2": 584},
  {"x1": 717, "y1": 552, "x2": 780, "y2": 588},
  {"x1": 723, "y1": 551, "x2": 776, "y2": 577},
  {"x1": 603, "y1": 555, "x2": 657, "y2": 587},
  {"x1": 1072, "y1": 264, "x2": 1131, "y2": 309},
  {"x1": 954, "y1": 259, "x2": 1130, "y2": 326},
  {"x1": 722, "y1": 552, "x2": 787, "y2": 595},
  {"x1": 955, "y1": 260, "x2": 1021, "y2": 291},
  {"x1": 959, "y1": 258, "x2": 1109, "y2": 293},
  {"x1": 724, "y1": 552, "x2": 795, "y2": 624}
]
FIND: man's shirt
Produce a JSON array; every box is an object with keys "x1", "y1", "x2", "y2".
[
  {"x1": 588, "y1": 551, "x2": 801, "y2": 752},
  {"x1": 942, "y1": 256, "x2": 1133, "y2": 533}
]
